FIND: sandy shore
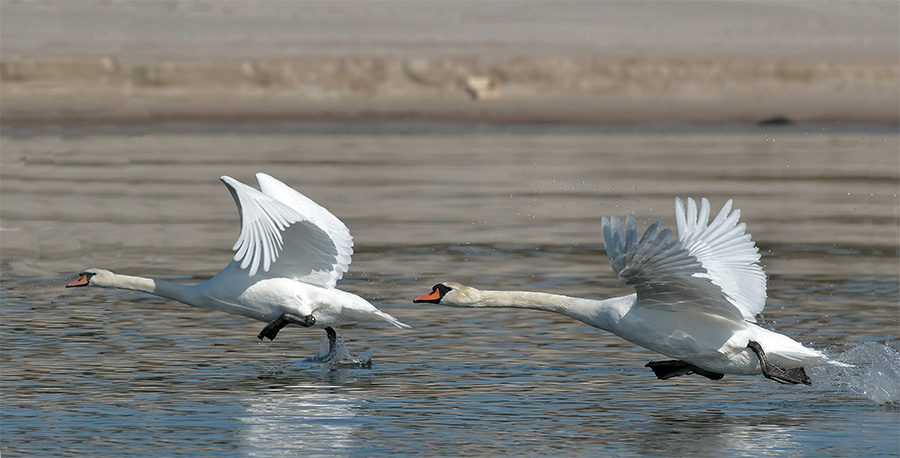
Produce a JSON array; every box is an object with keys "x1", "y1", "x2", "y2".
[{"x1": 1, "y1": 1, "x2": 898, "y2": 125}]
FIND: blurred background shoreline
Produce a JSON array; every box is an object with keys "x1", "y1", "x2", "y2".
[{"x1": 2, "y1": 1, "x2": 898, "y2": 126}]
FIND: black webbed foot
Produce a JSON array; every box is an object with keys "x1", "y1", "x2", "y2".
[
  {"x1": 747, "y1": 340, "x2": 812, "y2": 385},
  {"x1": 646, "y1": 360, "x2": 725, "y2": 381},
  {"x1": 257, "y1": 313, "x2": 316, "y2": 341}
]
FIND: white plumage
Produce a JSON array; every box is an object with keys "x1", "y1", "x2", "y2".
[
  {"x1": 417, "y1": 197, "x2": 828, "y2": 384},
  {"x1": 68, "y1": 173, "x2": 409, "y2": 352}
]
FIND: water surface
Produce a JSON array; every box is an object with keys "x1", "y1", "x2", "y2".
[{"x1": 2, "y1": 123, "x2": 898, "y2": 457}]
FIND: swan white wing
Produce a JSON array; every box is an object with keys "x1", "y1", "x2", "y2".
[
  {"x1": 220, "y1": 175, "x2": 344, "y2": 288},
  {"x1": 675, "y1": 197, "x2": 767, "y2": 321},
  {"x1": 254, "y1": 173, "x2": 353, "y2": 287},
  {"x1": 602, "y1": 214, "x2": 746, "y2": 322}
]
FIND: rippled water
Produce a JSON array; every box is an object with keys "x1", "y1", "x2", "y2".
[{"x1": 2, "y1": 122, "x2": 898, "y2": 457}]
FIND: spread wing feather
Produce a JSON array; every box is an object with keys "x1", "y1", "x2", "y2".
[
  {"x1": 255, "y1": 173, "x2": 353, "y2": 288},
  {"x1": 675, "y1": 197, "x2": 767, "y2": 321},
  {"x1": 603, "y1": 198, "x2": 767, "y2": 322},
  {"x1": 220, "y1": 174, "x2": 352, "y2": 289}
]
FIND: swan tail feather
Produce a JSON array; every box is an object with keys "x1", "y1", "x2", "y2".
[{"x1": 374, "y1": 310, "x2": 412, "y2": 329}]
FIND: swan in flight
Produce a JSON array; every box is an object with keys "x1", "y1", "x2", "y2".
[
  {"x1": 67, "y1": 173, "x2": 409, "y2": 361},
  {"x1": 415, "y1": 197, "x2": 823, "y2": 385}
]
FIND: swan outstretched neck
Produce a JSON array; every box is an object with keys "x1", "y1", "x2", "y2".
[
  {"x1": 415, "y1": 197, "x2": 825, "y2": 385},
  {"x1": 414, "y1": 282, "x2": 624, "y2": 332},
  {"x1": 67, "y1": 173, "x2": 409, "y2": 359},
  {"x1": 67, "y1": 268, "x2": 202, "y2": 305}
]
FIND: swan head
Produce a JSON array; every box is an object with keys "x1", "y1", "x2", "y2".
[
  {"x1": 66, "y1": 268, "x2": 116, "y2": 288},
  {"x1": 413, "y1": 282, "x2": 481, "y2": 307}
]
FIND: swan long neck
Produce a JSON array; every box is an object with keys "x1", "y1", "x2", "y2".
[
  {"x1": 103, "y1": 273, "x2": 202, "y2": 306},
  {"x1": 467, "y1": 289, "x2": 624, "y2": 331},
  {"x1": 475, "y1": 290, "x2": 581, "y2": 313}
]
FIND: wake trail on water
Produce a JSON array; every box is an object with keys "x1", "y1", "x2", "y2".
[{"x1": 808, "y1": 342, "x2": 900, "y2": 405}]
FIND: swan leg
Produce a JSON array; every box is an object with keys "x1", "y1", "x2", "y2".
[
  {"x1": 307, "y1": 327, "x2": 338, "y2": 363},
  {"x1": 747, "y1": 341, "x2": 812, "y2": 385},
  {"x1": 257, "y1": 313, "x2": 316, "y2": 341},
  {"x1": 646, "y1": 360, "x2": 725, "y2": 381}
]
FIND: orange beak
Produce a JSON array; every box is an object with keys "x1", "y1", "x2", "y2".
[
  {"x1": 414, "y1": 289, "x2": 442, "y2": 303},
  {"x1": 66, "y1": 274, "x2": 90, "y2": 288}
]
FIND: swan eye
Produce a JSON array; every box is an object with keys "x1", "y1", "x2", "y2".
[{"x1": 435, "y1": 284, "x2": 453, "y2": 296}]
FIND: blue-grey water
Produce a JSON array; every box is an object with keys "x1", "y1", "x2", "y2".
[{"x1": 2, "y1": 123, "x2": 898, "y2": 457}]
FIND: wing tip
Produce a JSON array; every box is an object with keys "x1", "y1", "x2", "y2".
[
  {"x1": 254, "y1": 172, "x2": 278, "y2": 185},
  {"x1": 220, "y1": 176, "x2": 236, "y2": 192}
]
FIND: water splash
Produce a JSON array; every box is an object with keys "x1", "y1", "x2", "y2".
[
  {"x1": 328, "y1": 345, "x2": 374, "y2": 369},
  {"x1": 302, "y1": 334, "x2": 374, "y2": 368},
  {"x1": 258, "y1": 339, "x2": 289, "y2": 377},
  {"x1": 810, "y1": 343, "x2": 900, "y2": 405}
]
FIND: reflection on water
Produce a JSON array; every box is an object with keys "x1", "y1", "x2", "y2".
[
  {"x1": 1, "y1": 123, "x2": 898, "y2": 457},
  {"x1": 238, "y1": 378, "x2": 366, "y2": 457},
  {"x1": 637, "y1": 411, "x2": 804, "y2": 457}
]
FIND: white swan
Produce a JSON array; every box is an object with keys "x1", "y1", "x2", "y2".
[
  {"x1": 67, "y1": 173, "x2": 409, "y2": 360},
  {"x1": 415, "y1": 197, "x2": 825, "y2": 384}
]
